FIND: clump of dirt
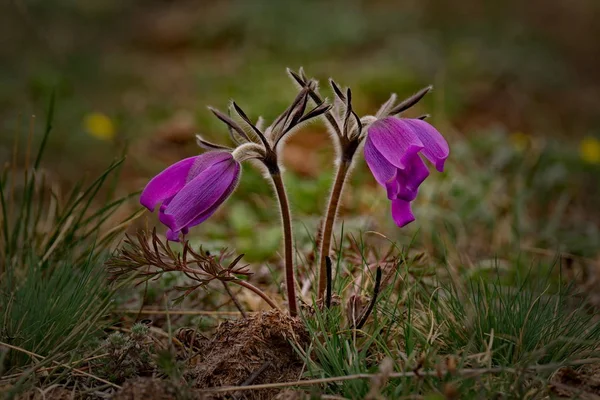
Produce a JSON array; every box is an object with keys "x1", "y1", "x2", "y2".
[
  {"x1": 191, "y1": 310, "x2": 310, "y2": 400},
  {"x1": 113, "y1": 377, "x2": 190, "y2": 400},
  {"x1": 273, "y1": 390, "x2": 310, "y2": 399},
  {"x1": 15, "y1": 386, "x2": 75, "y2": 400},
  {"x1": 550, "y1": 364, "x2": 600, "y2": 398}
]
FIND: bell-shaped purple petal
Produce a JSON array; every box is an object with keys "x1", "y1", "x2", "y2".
[
  {"x1": 141, "y1": 151, "x2": 241, "y2": 241},
  {"x1": 158, "y1": 201, "x2": 173, "y2": 227},
  {"x1": 165, "y1": 229, "x2": 181, "y2": 242},
  {"x1": 404, "y1": 119, "x2": 449, "y2": 172},
  {"x1": 165, "y1": 187, "x2": 235, "y2": 242},
  {"x1": 364, "y1": 135, "x2": 396, "y2": 186},
  {"x1": 140, "y1": 156, "x2": 197, "y2": 212},
  {"x1": 178, "y1": 170, "x2": 240, "y2": 231},
  {"x1": 364, "y1": 114, "x2": 448, "y2": 228},
  {"x1": 186, "y1": 151, "x2": 233, "y2": 182},
  {"x1": 367, "y1": 117, "x2": 424, "y2": 170},
  {"x1": 392, "y1": 154, "x2": 430, "y2": 201},
  {"x1": 140, "y1": 151, "x2": 232, "y2": 212},
  {"x1": 366, "y1": 140, "x2": 430, "y2": 202},
  {"x1": 161, "y1": 157, "x2": 240, "y2": 236},
  {"x1": 391, "y1": 199, "x2": 415, "y2": 227}
]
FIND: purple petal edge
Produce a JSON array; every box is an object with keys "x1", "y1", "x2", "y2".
[
  {"x1": 367, "y1": 117, "x2": 424, "y2": 170},
  {"x1": 364, "y1": 136, "x2": 397, "y2": 187},
  {"x1": 140, "y1": 156, "x2": 197, "y2": 212},
  {"x1": 162, "y1": 159, "x2": 240, "y2": 234},
  {"x1": 404, "y1": 119, "x2": 449, "y2": 172},
  {"x1": 391, "y1": 199, "x2": 415, "y2": 227},
  {"x1": 165, "y1": 165, "x2": 241, "y2": 241}
]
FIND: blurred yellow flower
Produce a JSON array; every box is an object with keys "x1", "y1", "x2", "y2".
[
  {"x1": 84, "y1": 112, "x2": 115, "y2": 141},
  {"x1": 509, "y1": 131, "x2": 529, "y2": 152},
  {"x1": 580, "y1": 136, "x2": 600, "y2": 164}
]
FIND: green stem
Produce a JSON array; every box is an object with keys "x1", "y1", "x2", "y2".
[{"x1": 270, "y1": 170, "x2": 298, "y2": 316}]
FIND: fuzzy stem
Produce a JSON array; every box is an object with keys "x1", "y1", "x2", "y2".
[
  {"x1": 270, "y1": 170, "x2": 298, "y2": 316},
  {"x1": 317, "y1": 155, "x2": 354, "y2": 300},
  {"x1": 233, "y1": 279, "x2": 280, "y2": 311}
]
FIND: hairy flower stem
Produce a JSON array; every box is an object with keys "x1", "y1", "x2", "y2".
[
  {"x1": 317, "y1": 151, "x2": 356, "y2": 300},
  {"x1": 270, "y1": 169, "x2": 298, "y2": 316}
]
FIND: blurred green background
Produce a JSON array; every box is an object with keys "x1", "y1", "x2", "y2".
[{"x1": 1, "y1": 0, "x2": 599, "y2": 264}]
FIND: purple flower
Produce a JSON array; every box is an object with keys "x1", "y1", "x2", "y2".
[
  {"x1": 364, "y1": 117, "x2": 449, "y2": 227},
  {"x1": 140, "y1": 151, "x2": 240, "y2": 241}
]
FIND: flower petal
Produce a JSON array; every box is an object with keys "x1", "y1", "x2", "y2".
[
  {"x1": 394, "y1": 154, "x2": 430, "y2": 201},
  {"x1": 404, "y1": 119, "x2": 449, "y2": 172},
  {"x1": 367, "y1": 117, "x2": 424, "y2": 169},
  {"x1": 140, "y1": 151, "x2": 232, "y2": 212},
  {"x1": 162, "y1": 159, "x2": 240, "y2": 233},
  {"x1": 364, "y1": 135, "x2": 396, "y2": 186},
  {"x1": 165, "y1": 229, "x2": 181, "y2": 242},
  {"x1": 159, "y1": 168, "x2": 240, "y2": 242},
  {"x1": 178, "y1": 168, "x2": 241, "y2": 232},
  {"x1": 186, "y1": 151, "x2": 232, "y2": 182},
  {"x1": 158, "y1": 200, "x2": 173, "y2": 228},
  {"x1": 391, "y1": 199, "x2": 415, "y2": 227},
  {"x1": 140, "y1": 156, "x2": 197, "y2": 212},
  {"x1": 384, "y1": 174, "x2": 400, "y2": 200}
]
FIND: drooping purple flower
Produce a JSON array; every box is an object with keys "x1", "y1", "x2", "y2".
[
  {"x1": 364, "y1": 117, "x2": 449, "y2": 227},
  {"x1": 140, "y1": 151, "x2": 240, "y2": 241}
]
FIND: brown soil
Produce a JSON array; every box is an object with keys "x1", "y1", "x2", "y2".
[
  {"x1": 190, "y1": 310, "x2": 310, "y2": 400},
  {"x1": 15, "y1": 386, "x2": 75, "y2": 400},
  {"x1": 112, "y1": 377, "x2": 192, "y2": 400},
  {"x1": 550, "y1": 364, "x2": 600, "y2": 399},
  {"x1": 273, "y1": 390, "x2": 309, "y2": 400}
]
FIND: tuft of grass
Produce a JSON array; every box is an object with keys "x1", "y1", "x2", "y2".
[
  {"x1": 438, "y1": 266, "x2": 600, "y2": 367},
  {"x1": 1, "y1": 253, "x2": 112, "y2": 368},
  {"x1": 0, "y1": 99, "x2": 140, "y2": 273},
  {"x1": 0, "y1": 96, "x2": 139, "y2": 380},
  {"x1": 298, "y1": 257, "x2": 449, "y2": 398},
  {"x1": 295, "y1": 235, "x2": 600, "y2": 398}
]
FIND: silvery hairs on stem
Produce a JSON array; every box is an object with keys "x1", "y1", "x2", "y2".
[
  {"x1": 288, "y1": 67, "x2": 433, "y2": 158},
  {"x1": 195, "y1": 75, "x2": 333, "y2": 316},
  {"x1": 288, "y1": 68, "x2": 363, "y2": 162},
  {"x1": 195, "y1": 78, "x2": 332, "y2": 173},
  {"x1": 287, "y1": 67, "x2": 434, "y2": 300}
]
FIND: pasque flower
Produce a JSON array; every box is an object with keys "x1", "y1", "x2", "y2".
[
  {"x1": 139, "y1": 79, "x2": 328, "y2": 315},
  {"x1": 287, "y1": 71, "x2": 448, "y2": 299},
  {"x1": 140, "y1": 151, "x2": 240, "y2": 241},
  {"x1": 364, "y1": 116, "x2": 449, "y2": 227}
]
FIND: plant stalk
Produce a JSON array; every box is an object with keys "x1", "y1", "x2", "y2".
[
  {"x1": 233, "y1": 279, "x2": 280, "y2": 311},
  {"x1": 317, "y1": 157, "x2": 353, "y2": 299},
  {"x1": 221, "y1": 280, "x2": 248, "y2": 318},
  {"x1": 270, "y1": 170, "x2": 298, "y2": 316}
]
